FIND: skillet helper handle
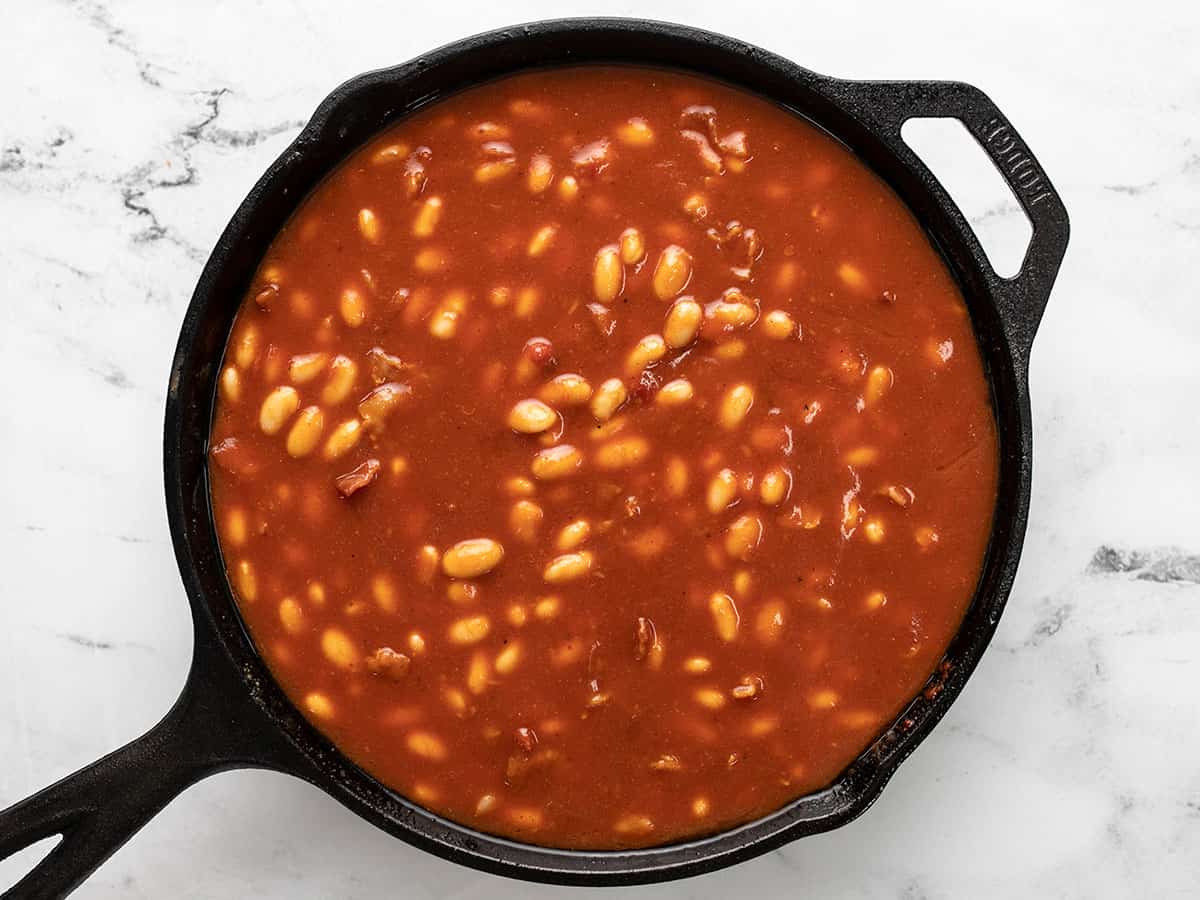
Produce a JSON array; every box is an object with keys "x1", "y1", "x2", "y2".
[
  {"x1": 843, "y1": 79, "x2": 1070, "y2": 358},
  {"x1": 0, "y1": 637, "x2": 306, "y2": 899}
]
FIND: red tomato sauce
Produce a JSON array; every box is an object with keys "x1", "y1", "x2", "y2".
[{"x1": 208, "y1": 66, "x2": 998, "y2": 849}]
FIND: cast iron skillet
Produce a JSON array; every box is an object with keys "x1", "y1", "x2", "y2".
[{"x1": 0, "y1": 18, "x2": 1069, "y2": 898}]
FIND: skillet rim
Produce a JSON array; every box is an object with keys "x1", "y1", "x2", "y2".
[{"x1": 164, "y1": 16, "x2": 1064, "y2": 885}]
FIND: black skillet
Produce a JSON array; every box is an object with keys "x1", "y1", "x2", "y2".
[{"x1": 0, "y1": 18, "x2": 1069, "y2": 898}]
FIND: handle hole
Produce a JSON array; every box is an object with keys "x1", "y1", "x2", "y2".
[
  {"x1": 901, "y1": 118, "x2": 1032, "y2": 278},
  {"x1": 0, "y1": 834, "x2": 62, "y2": 893}
]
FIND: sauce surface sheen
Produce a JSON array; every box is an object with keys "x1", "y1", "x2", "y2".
[{"x1": 208, "y1": 65, "x2": 999, "y2": 850}]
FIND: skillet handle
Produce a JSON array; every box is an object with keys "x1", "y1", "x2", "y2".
[
  {"x1": 0, "y1": 633, "x2": 307, "y2": 899},
  {"x1": 841, "y1": 79, "x2": 1070, "y2": 359}
]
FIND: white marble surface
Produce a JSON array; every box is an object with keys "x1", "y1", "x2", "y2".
[{"x1": 1, "y1": 1, "x2": 1197, "y2": 896}]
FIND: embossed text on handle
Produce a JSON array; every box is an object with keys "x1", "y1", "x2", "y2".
[{"x1": 981, "y1": 117, "x2": 1052, "y2": 208}]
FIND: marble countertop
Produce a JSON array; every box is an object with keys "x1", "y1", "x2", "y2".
[{"x1": 1, "y1": 1, "x2": 1196, "y2": 896}]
